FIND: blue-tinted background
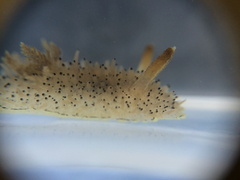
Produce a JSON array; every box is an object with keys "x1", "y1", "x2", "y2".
[{"x1": 0, "y1": 0, "x2": 239, "y2": 96}]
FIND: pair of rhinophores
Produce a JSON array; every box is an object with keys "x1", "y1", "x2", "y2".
[{"x1": 0, "y1": 41, "x2": 185, "y2": 122}]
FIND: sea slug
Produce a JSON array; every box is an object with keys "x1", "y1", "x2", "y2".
[{"x1": 0, "y1": 41, "x2": 185, "y2": 121}]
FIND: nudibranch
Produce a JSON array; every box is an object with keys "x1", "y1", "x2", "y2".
[{"x1": 0, "y1": 41, "x2": 185, "y2": 121}]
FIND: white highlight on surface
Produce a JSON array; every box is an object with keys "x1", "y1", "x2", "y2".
[{"x1": 183, "y1": 96, "x2": 240, "y2": 111}]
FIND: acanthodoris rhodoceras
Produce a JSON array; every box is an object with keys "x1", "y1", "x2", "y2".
[{"x1": 0, "y1": 41, "x2": 185, "y2": 121}]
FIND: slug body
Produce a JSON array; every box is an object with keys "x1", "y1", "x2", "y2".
[{"x1": 0, "y1": 41, "x2": 185, "y2": 121}]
